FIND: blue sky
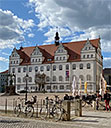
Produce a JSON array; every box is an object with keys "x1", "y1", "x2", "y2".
[{"x1": 0, "y1": 0, "x2": 111, "y2": 72}]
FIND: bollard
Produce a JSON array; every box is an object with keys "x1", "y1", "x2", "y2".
[
  {"x1": 5, "y1": 99, "x2": 7, "y2": 114},
  {"x1": 75, "y1": 99, "x2": 82, "y2": 117}
]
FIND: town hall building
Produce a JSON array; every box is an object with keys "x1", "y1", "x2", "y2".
[{"x1": 8, "y1": 32, "x2": 103, "y2": 93}]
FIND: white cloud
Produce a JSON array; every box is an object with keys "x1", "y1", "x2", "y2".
[
  {"x1": 103, "y1": 57, "x2": 111, "y2": 68},
  {"x1": 28, "y1": 33, "x2": 35, "y2": 38},
  {"x1": 0, "y1": 57, "x2": 9, "y2": 62},
  {"x1": 29, "y1": 0, "x2": 111, "y2": 51},
  {"x1": 0, "y1": 9, "x2": 35, "y2": 49}
]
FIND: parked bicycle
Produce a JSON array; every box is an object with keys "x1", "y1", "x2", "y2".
[
  {"x1": 14, "y1": 96, "x2": 37, "y2": 117},
  {"x1": 39, "y1": 95, "x2": 67, "y2": 121}
]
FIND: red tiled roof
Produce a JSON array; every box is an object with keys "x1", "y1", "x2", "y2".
[
  {"x1": 17, "y1": 38, "x2": 100, "y2": 65},
  {"x1": 0, "y1": 70, "x2": 8, "y2": 74}
]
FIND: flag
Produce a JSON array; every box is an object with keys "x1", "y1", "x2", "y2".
[
  {"x1": 84, "y1": 82, "x2": 87, "y2": 94},
  {"x1": 72, "y1": 76, "x2": 76, "y2": 96},
  {"x1": 66, "y1": 71, "x2": 69, "y2": 77}
]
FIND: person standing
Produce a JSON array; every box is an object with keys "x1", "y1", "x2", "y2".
[{"x1": 104, "y1": 90, "x2": 111, "y2": 111}]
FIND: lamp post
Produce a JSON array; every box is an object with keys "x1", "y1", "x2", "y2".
[{"x1": 25, "y1": 74, "x2": 29, "y2": 102}]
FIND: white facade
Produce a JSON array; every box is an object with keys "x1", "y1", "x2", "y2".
[{"x1": 9, "y1": 38, "x2": 103, "y2": 93}]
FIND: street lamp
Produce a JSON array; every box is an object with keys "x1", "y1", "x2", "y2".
[{"x1": 25, "y1": 74, "x2": 29, "y2": 102}]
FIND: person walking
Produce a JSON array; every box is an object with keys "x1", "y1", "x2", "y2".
[{"x1": 104, "y1": 90, "x2": 111, "y2": 111}]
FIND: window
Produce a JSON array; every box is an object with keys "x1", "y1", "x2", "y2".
[
  {"x1": 60, "y1": 85, "x2": 64, "y2": 90},
  {"x1": 23, "y1": 67, "x2": 27, "y2": 72},
  {"x1": 16, "y1": 60, "x2": 18, "y2": 64},
  {"x1": 66, "y1": 64, "x2": 69, "y2": 70},
  {"x1": 39, "y1": 58, "x2": 40, "y2": 62},
  {"x1": 53, "y1": 85, "x2": 58, "y2": 90},
  {"x1": 32, "y1": 59, "x2": 34, "y2": 62},
  {"x1": 17, "y1": 77, "x2": 21, "y2": 83},
  {"x1": 79, "y1": 75, "x2": 84, "y2": 81},
  {"x1": 17, "y1": 85, "x2": 20, "y2": 90},
  {"x1": 59, "y1": 76, "x2": 63, "y2": 81},
  {"x1": 53, "y1": 76, "x2": 56, "y2": 81},
  {"x1": 87, "y1": 63, "x2": 91, "y2": 69},
  {"x1": 11, "y1": 61, "x2": 12, "y2": 64},
  {"x1": 36, "y1": 59, "x2": 37, "y2": 62},
  {"x1": 18, "y1": 68, "x2": 21, "y2": 73},
  {"x1": 87, "y1": 75, "x2": 91, "y2": 81},
  {"x1": 29, "y1": 67, "x2": 32, "y2": 72},
  {"x1": 63, "y1": 56, "x2": 65, "y2": 60},
  {"x1": 83, "y1": 55, "x2": 85, "y2": 58},
  {"x1": 29, "y1": 77, "x2": 32, "y2": 82},
  {"x1": 72, "y1": 64, "x2": 76, "y2": 70},
  {"x1": 40, "y1": 66, "x2": 44, "y2": 71},
  {"x1": 53, "y1": 65, "x2": 56, "y2": 71},
  {"x1": 85, "y1": 47, "x2": 87, "y2": 50},
  {"x1": 60, "y1": 57, "x2": 62, "y2": 60},
  {"x1": 79, "y1": 64, "x2": 83, "y2": 69},
  {"x1": 91, "y1": 54, "x2": 93, "y2": 58},
  {"x1": 12, "y1": 68, "x2": 15, "y2": 73},
  {"x1": 59, "y1": 65, "x2": 62, "y2": 70},
  {"x1": 65, "y1": 77, "x2": 69, "y2": 81},
  {"x1": 87, "y1": 55, "x2": 89, "y2": 58},
  {"x1": 56, "y1": 57, "x2": 58, "y2": 60},
  {"x1": 66, "y1": 85, "x2": 71, "y2": 89},
  {"x1": 46, "y1": 76, "x2": 50, "y2": 82},
  {"x1": 35, "y1": 66, "x2": 38, "y2": 72},
  {"x1": 89, "y1": 47, "x2": 91, "y2": 50},
  {"x1": 47, "y1": 65, "x2": 50, "y2": 71},
  {"x1": 23, "y1": 77, "x2": 26, "y2": 82},
  {"x1": 47, "y1": 86, "x2": 51, "y2": 90}
]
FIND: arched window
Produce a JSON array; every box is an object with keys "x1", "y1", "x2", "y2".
[
  {"x1": 79, "y1": 75, "x2": 84, "y2": 81},
  {"x1": 17, "y1": 77, "x2": 21, "y2": 83},
  {"x1": 66, "y1": 64, "x2": 69, "y2": 70},
  {"x1": 46, "y1": 76, "x2": 50, "y2": 82},
  {"x1": 53, "y1": 76, "x2": 56, "y2": 81},
  {"x1": 72, "y1": 64, "x2": 76, "y2": 70},
  {"x1": 87, "y1": 75, "x2": 91, "y2": 81},
  {"x1": 40, "y1": 66, "x2": 44, "y2": 71},
  {"x1": 29, "y1": 67, "x2": 32, "y2": 72},
  {"x1": 79, "y1": 64, "x2": 83, "y2": 69},
  {"x1": 53, "y1": 65, "x2": 56, "y2": 71},
  {"x1": 63, "y1": 56, "x2": 65, "y2": 60},
  {"x1": 56, "y1": 57, "x2": 58, "y2": 60},
  {"x1": 18, "y1": 68, "x2": 21, "y2": 73},
  {"x1": 59, "y1": 65, "x2": 62, "y2": 70},
  {"x1": 59, "y1": 76, "x2": 63, "y2": 81},
  {"x1": 87, "y1": 63, "x2": 91, "y2": 69},
  {"x1": 35, "y1": 66, "x2": 38, "y2": 72},
  {"x1": 29, "y1": 77, "x2": 32, "y2": 82},
  {"x1": 47, "y1": 65, "x2": 50, "y2": 71}
]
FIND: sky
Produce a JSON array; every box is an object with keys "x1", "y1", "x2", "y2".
[{"x1": 0, "y1": 0, "x2": 111, "y2": 72}]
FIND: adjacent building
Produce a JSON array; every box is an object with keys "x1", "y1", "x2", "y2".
[
  {"x1": 0, "y1": 70, "x2": 8, "y2": 92},
  {"x1": 8, "y1": 32, "x2": 103, "y2": 93},
  {"x1": 103, "y1": 68, "x2": 111, "y2": 85}
]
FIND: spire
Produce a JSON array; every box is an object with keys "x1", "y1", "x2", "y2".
[{"x1": 54, "y1": 31, "x2": 60, "y2": 46}]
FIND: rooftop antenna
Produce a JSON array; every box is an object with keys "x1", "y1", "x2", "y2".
[{"x1": 55, "y1": 26, "x2": 60, "y2": 46}]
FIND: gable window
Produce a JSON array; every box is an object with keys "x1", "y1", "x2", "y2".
[
  {"x1": 40, "y1": 66, "x2": 44, "y2": 71},
  {"x1": 29, "y1": 67, "x2": 32, "y2": 72},
  {"x1": 66, "y1": 64, "x2": 69, "y2": 70},
  {"x1": 56, "y1": 57, "x2": 58, "y2": 60},
  {"x1": 87, "y1": 63, "x2": 91, "y2": 69},
  {"x1": 32, "y1": 59, "x2": 34, "y2": 62},
  {"x1": 35, "y1": 66, "x2": 38, "y2": 72},
  {"x1": 79, "y1": 64, "x2": 83, "y2": 69},
  {"x1": 47, "y1": 65, "x2": 50, "y2": 71},
  {"x1": 59, "y1": 65, "x2": 62, "y2": 70},
  {"x1": 85, "y1": 47, "x2": 87, "y2": 50},
  {"x1": 53, "y1": 65, "x2": 56, "y2": 71},
  {"x1": 63, "y1": 56, "x2": 65, "y2": 60},
  {"x1": 18, "y1": 68, "x2": 21, "y2": 73},
  {"x1": 16, "y1": 60, "x2": 18, "y2": 64},
  {"x1": 72, "y1": 64, "x2": 76, "y2": 70}
]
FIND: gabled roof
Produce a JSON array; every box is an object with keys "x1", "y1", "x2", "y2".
[
  {"x1": 16, "y1": 38, "x2": 100, "y2": 65},
  {"x1": 0, "y1": 70, "x2": 8, "y2": 74}
]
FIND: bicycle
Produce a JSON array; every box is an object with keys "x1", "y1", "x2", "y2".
[
  {"x1": 39, "y1": 95, "x2": 67, "y2": 121},
  {"x1": 14, "y1": 96, "x2": 36, "y2": 117}
]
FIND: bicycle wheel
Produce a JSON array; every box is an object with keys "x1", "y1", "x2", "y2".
[
  {"x1": 81, "y1": 100, "x2": 86, "y2": 107},
  {"x1": 39, "y1": 107, "x2": 48, "y2": 119},
  {"x1": 26, "y1": 106, "x2": 34, "y2": 117},
  {"x1": 52, "y1": 106, "x2": 62, "y2": 121}
]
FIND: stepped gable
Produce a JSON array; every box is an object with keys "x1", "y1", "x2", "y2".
[{"x1": 17, "y1": 38, "x2": 99, "y2": 65}]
